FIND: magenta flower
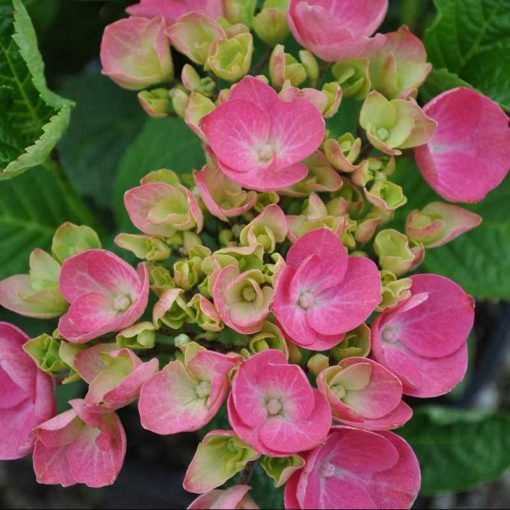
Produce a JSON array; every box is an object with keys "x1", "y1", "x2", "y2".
[
  {"x1": 228, "y1": 350, "x2": 332, "y2": 456},
  {"x1": 58, "y1": 250, "x2": 149, "y2": 344},
  {"x1": 273, "y1": 228, "x2": 381, "y2": 351},
  {"x1": 126, "y1": 0, "x2": 224, "y2": 26},
  {"x1": 284, "y1": 426, "x2": 420, "y2": 509},
  {"x1": 139, "y1": 346, "x2": 242, "y2": 434},
  {"x1": 317, "y1": 357, "x2": 412, "y2": 431},
  {"x1": 201, "y1": 76, "x2": 325, "y2": 192},
  {"x1": 188, "y1": 485, "x2": 259, "y2": 510},
  {"x1": 415, "y1": 87, "x2": 510, "y2": 203},
  {"x1": 100, "y1": 16, "x2": 173, "y2": 90},
  {"x1": 0, "y1": 322, "x2": 55, "y2": 460},
  {"x1": 33, "y1": 399, "x2": 126, "y2": 488},
  {"x1": 371, "y1": 274, "x2": 474, "y2": 398},
  {"x1": 287, "y1": 0, "x2": 388, "y2": 62}
]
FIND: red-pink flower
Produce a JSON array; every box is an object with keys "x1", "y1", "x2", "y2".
[
  {"x1": 287, "y1": 0, "x2": 388, "y2": 62},
  {"x1": 58, "y1": 250, "x2": 149, "y2": 344},
  {"x1": 284, "y1": 426, "x2": 420, "y2": 509},
  {"x1": 33, "y1": 399, "x2": 126, "y2": 488},
  {"x1": 0, "y1": 323, "x2": 55, "y2": 460},
  {"x1": 139, "y1": 346, "x2": 242, "y2": 434},
  {"x1": 126, "y1": 0, "x2": 224, "y2": 26},
  {"x1": 228, "y1": 350, "x2": 332, "y2": 456},
  {"x1": 201, "y1": 76, "x2": 325, "y2": 191},
  {"x1": 100, "y1": 16, "x2": 173, "y2": 90},
  {"x1": 371, "y1": 274, "x2": 474, "y2": 398},
  {"x1": 415, "y1": 87, "x2": 510, "y2": 203},
  {"x1": 273, "y1": 228, "x2": 381, "y2": 351},
  {"x1": 317, "y1": 357, "x2": 412, "y2": 431},
  {"x1": 188, "y1": 485, "x2": 259, "y2": 510}
]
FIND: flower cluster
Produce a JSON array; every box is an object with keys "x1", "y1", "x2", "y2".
[{"x1": 1, "y1": 0, "x2": 510, "y2": 508}]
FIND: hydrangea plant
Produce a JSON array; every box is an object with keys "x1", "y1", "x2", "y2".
[{"x1": 1, "y1": 0, "x2": 510, "y2": 508}]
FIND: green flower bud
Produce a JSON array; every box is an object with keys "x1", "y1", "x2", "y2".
[
  {"x1": 153, "y1": 288, "x2": 193, "y2": 329},
  {"x1": 169, "y1": 86, "x2": 189, "y2": 117},
  {"x1": 137, "y1": 88, "x2": 171, "y2": 118},
  {"x1": 188, "y1": 294, "x2": 223, "y2": 332},
  {"x1": 332, "y1": 58, "x2": 370, "y2": 99},
  {"x1": 207, "y1": 32, "x2": 253, "y2": 82},
  {"x1": 307, "y1": 353, "x2": 330, "y2": 376},
  {"x1": 377, "y1": 270, "x2": 412, "y2": 311},
  {"x1": 269, "y1": 44, "x2": 306, "y2": 89},
  {"x1": 173, "y1": 257, "x2": 203, "y2": 290},
  {"x1": 299, "y1": 50, "x2": 319, "y2": 85},
  {"x1": 374, "y1": 229, "x2": 415, "y2": 277},
  {"x1": 115, "y1": 233, "x2": 170, "y2": 261},
  {"x1": 141, "y1": 168, "x2": 181, "y2": 186},
  {"x1": 253, "y1": 0, "x2": 290, "y2": 46},
  {"x1": 149, "y1": 264, "x2": 175, "y2": 296},
  {"x1": 51, "y1": 223, "x2": 101, "y2": 263},
  {"x1": 249, "y1": 321, "x2": 288, "y2": 356},
  {"x1": 261, "y1": 454, "x2": 305, "y2": 488},
  {"x1": 364, "y1": 180, "x2": 407, "y2": 211},
  {"x1": 331, "y1": 323, "x2": 371, "y2": 361},
  {"x1": 223, "y1": 0, "x2": 257, "y2": 27},
  {"x1": 23, "y1": 334, "x2": 67, "y2": 375},
  {"x1": 116, "y1": 322, "x2": 156, "y2": 350}
]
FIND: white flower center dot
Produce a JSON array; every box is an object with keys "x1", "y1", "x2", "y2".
[
  {"x1": 113, "y1": 294, "x2": 132, "y2": 312},
  {"x1": 266, "y1": 398, "x2": 283, "y2": 416},
  {"x1": 382, "y1": 325, "x2": 400, "y2": 344},
  {"x1": 376, "y1": 127, "x2": 390, "y2": 141},
  {"x1": 298, "y1": 291, "x2": 315, "y2": 310},
  {"x1": 195, "y1": 381, "x2": 211, "y2": 399}
]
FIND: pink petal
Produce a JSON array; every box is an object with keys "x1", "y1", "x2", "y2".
[
  {"x1": 187, "y1": 485, "x2": 257, "y2": 510},
  {"x1": 201, "y1": 100, "x2": 271, "y2": 172},
  {"x1": 230, "y1": 76, "x2": 280, "y2": 113},
  {"x1": 307, "y1": 256, "x2": 381, "y2": 335},
  {"x1": 415, "y1": 87, "x2": 510, "y2": 202},
  {"x1": 269, "y1": 99, "x2": 325, "y2": 168}
]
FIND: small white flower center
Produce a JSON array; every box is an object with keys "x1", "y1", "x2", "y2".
[
  {"x1": 266, "y1": 398, "x2": 283, "y2": 416},
  {"x1": 298, "y1": 291, "x2": 315, "y2": 310},
  {"x1": 320, "y1": 462, "x2": 336, "y2": 478},
  {"x1": 113, "y1": 294, "x2": 132, "y2": 312},
  {"x1": 382, "y1": 325, "x2": 400, "y2": 344},
  {"x1": 376, "y1": 127, "x2": 390, "y2": 141},
  {"x1": 258, "y1": 144, "x2": 274, "y2": 163},
  {"x1": 242, "y1": 285, "x2": 257, "y2": 303},
  {"x1": 195, "y1": 381, "x2": 211, "y2": 399}
]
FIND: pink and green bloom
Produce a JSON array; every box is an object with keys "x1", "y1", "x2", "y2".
[
  {"x1": 188, "y1": 485, "x2": 259, "y2": 509},
  {"x1": 201, "y1": 76, "x2": 325, "y2": 191},
  {"x1": 228, "y1": 350, "x2": 332, "y2": 456},
  {"x1": 58, "y1": 250, "x2": 149, "y2": 343},
  {"x1": 273, "y1": 228, "x2": 381, "y2": 350},
  {"x1": 371, "y1": 274, "x2": 474, "y2": 397}
]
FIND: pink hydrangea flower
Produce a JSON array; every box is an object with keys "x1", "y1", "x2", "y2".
[
  {"x1": 33, "y1": 399, "x2": 126, "y2": 488},
  {"x1": 76, "y1": 347, "x2": 159, "y2": 410},
  {"x1": 284, "y1": 426, "x2": 420, "y2": 509},
  {"x1": 371, "y1": 274, "x2": 475, "y2": 398},
  {"x1": 126, "y1": 0, "x2": 224, "y2": 26},
  {"x1": 213, "y1": 264, "x2": 273, "y2": 335},
  {"x1": 100, "y1": 16, "x2": 173, "y2": 90},
  {"x1": 415, "y1": 87, "x2": 510, "y2": 203},
  {"x1": 273, "y1": 228, "x2": 381, "y2": 351},
  {"x1": 0, "y1": 322, "x2": 55, "y2": 460},
  {"x1": 139, "y1": 346, "x2": 242, "y2": 434},
  {"x1": 194, "y1": 164, "x2": 257, "y2": 221},
  {"x1": 58, "y1": 250, "x2": 149, "y2": 344},
  {"x1": 317, "y1": 357, "x2": 412, "y2": 431},
  {"x1": 228, "y1": 350, "x2": 332, "y2": 456},
  {"x1": 124, "y1": 181, "x2": 203, "y2": 236},
  {"x1": 188, "y1": 485, "x2": 259, "y2": 510},
  {"x1": 287, "y1": 0, "x2": 388, "y2": 62},
  {"x1": 201, "y1": 76, "x2": 325, "y2": 191}
]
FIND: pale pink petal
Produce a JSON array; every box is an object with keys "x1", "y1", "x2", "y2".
[{"x1": 188, "y1": 485, "x2": 257, "y2": 510}]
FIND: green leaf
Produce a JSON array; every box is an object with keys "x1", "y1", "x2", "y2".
[
  {"x1": 420, "y1": 68, "x2": 471, "y2": 104},
  {"x1": 114, "y1": 117, "x2": 205, "y2": 230},
  {"x1": 0, "y1": 166, "x2": 97, "y2": 278},
  {"x1": 424, "y1": 0, "x2": 510, "y2": 109},
  {"x1": 0, "y1": 0, "x2": 73, "y2": 180},
  {"x1": 58, "y1": 72, "x2": 145, "y2": 209},
  {"x1": 400, "y1": 406, "x2": 510, "y2": 495},
  {"x1": 393, "y1": 159, "x2": 510, "y2": 299}
]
